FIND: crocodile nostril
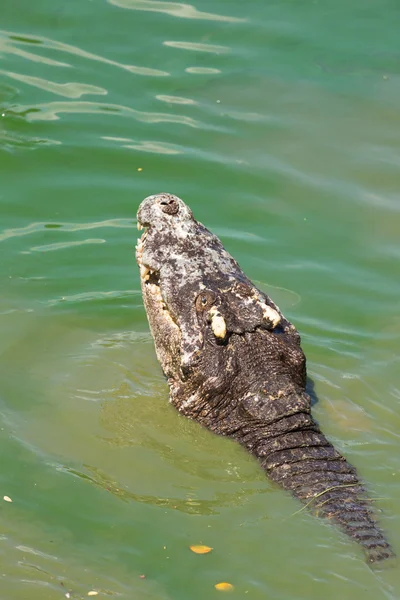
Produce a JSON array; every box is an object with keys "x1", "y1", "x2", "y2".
[{"x1": 159, "y1": 196, "x2": 180, "y2": 215}]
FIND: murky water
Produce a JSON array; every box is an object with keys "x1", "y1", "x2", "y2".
[{"x1": 1, "y1": 1, "x2": 399, "y2": 598}]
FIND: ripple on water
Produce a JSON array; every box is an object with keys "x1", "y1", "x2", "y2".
[
  {"x1": 0, "y1": 70, "x2": 107, "y2": 99},
  {"x1": 0, "y1": 83, "x2": 61, "y2": 150},
  {"x1": 0, "y1": 526, "x2": 146, "y2": 599},
  {"x1": 30, "y1": 238, "x2": 106, "y2": 253},
  {"x1": 0, "y1": 219, "x2": 134, "y2": 243},
  {"x1": 0, "y1": 127, "x2": 61, "y2": 151},
  {"x1": 7, "y1": 100, "x2": 205, "y2": 129},
  {"x1": 107, "y1": 0, "x2": 246, "y2": 23},
  {"x1": 185, "y1": 66, "x2": 221, "y2": 74},
  {"x1": 47, "y1": 289, "x2": 139, "y2": 307},
  {"x1": 163, "y1": 40, "x2": 230, "y2": 54},
  {"x1": 0, "y1": 29, "x2": 170, "y2": 76},
  {"x1": 254, "y1": 280, "x2": 302, "y2": 310},
  {"x1": 103, "y1": 136, "x2": 183, "y2": 154},
  {"x1": 155, "y1": 94, "x2": 197, "y2": 105}
]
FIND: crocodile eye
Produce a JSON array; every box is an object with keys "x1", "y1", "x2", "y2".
[
  {"x1": 159, "y1": 196, "x2": 179, "y2": 215},
  {"x1": 195, "y1": 290, "x2": 216, "y2": 312}
]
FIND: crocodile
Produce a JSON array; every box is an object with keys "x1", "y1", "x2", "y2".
[{"x1": 135, "y1": 192, "x2": 393, "y2": 563}]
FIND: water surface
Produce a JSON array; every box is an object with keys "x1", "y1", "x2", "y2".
[{"x1": 1, "y1": 1, "x2": 399, "y2": 598}]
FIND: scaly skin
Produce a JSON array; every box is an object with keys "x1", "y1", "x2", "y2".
[{"x1": 135, "y1": 193, "x2": 393, "y2": 564}]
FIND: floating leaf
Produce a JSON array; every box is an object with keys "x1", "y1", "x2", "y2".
[
  {"x1": 215, "y1": 582, "x2": 234, "y2": 592},
  {"x1": 189, "y1": 544, "x2": 213, "y2": 554}
]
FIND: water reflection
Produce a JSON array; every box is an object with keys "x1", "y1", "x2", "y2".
[
  {"x1": 8, "y1": 100, "x2": 203, "y2": 127},
  {"x1": 0, "y1": 218, "x2": 134, "y2": 243},
  {"x1": 163, "y1": 40, "x2": 229, "y2": 54},
  {"x1": 64, "y1": 464, "x2": 264, "y2": 516},
  {"x1": 99, "y1": 395, "x2": 263, "y2": 484},
  {"x1": 0, "y1": 70, "x2": 107, "y2": 99},
  {"x1": 0, "y1": 29, "x2": 170, "y2": 76},
  {"x1": 103, "y1": 136, "x2": 183, "y2": 154},
  {"x1": 107, "y1": 0, "x2": 245, "y2": 23}
]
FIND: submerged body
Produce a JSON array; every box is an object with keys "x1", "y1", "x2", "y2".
[{"x1": 136, "y1": 192, "x2": 393, "y2": 563}]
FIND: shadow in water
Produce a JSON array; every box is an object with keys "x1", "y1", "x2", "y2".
[
  {"x1": 63, "y1": 464, "x2": 266, "y2": 516},
  {"x1": 306, "y1": 376, "x2": 319, "y2": 407}
]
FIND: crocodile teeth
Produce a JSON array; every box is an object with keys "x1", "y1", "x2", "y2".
[
  {"x1": 136, "y1": 233, "x2": 148, "y2": 261},
  {"x1": 209, "y1": 306, "x2": 227, "y2": 339},
  {"x1": 140, "y1": 265, "x2": 150, "y2": 279},
  {"x1": 262, "y1": 304, "x2": 281, "y2": 329}
]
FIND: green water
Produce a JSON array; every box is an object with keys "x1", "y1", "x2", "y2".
[{"x1": 1, "y1": 1, "x2": 399, "y2": 598}]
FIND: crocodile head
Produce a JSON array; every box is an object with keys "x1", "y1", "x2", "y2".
[{"x1": 136, "y1": 192, "x2": 301, "y2": 418}]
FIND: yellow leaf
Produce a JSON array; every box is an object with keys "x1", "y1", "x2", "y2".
[
  {"x1": 189, "y1": 544, "x2": 213, "y2": 554},
  {"x1": 215, "y1": 582, "x2": 234, "y2": 592}
]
